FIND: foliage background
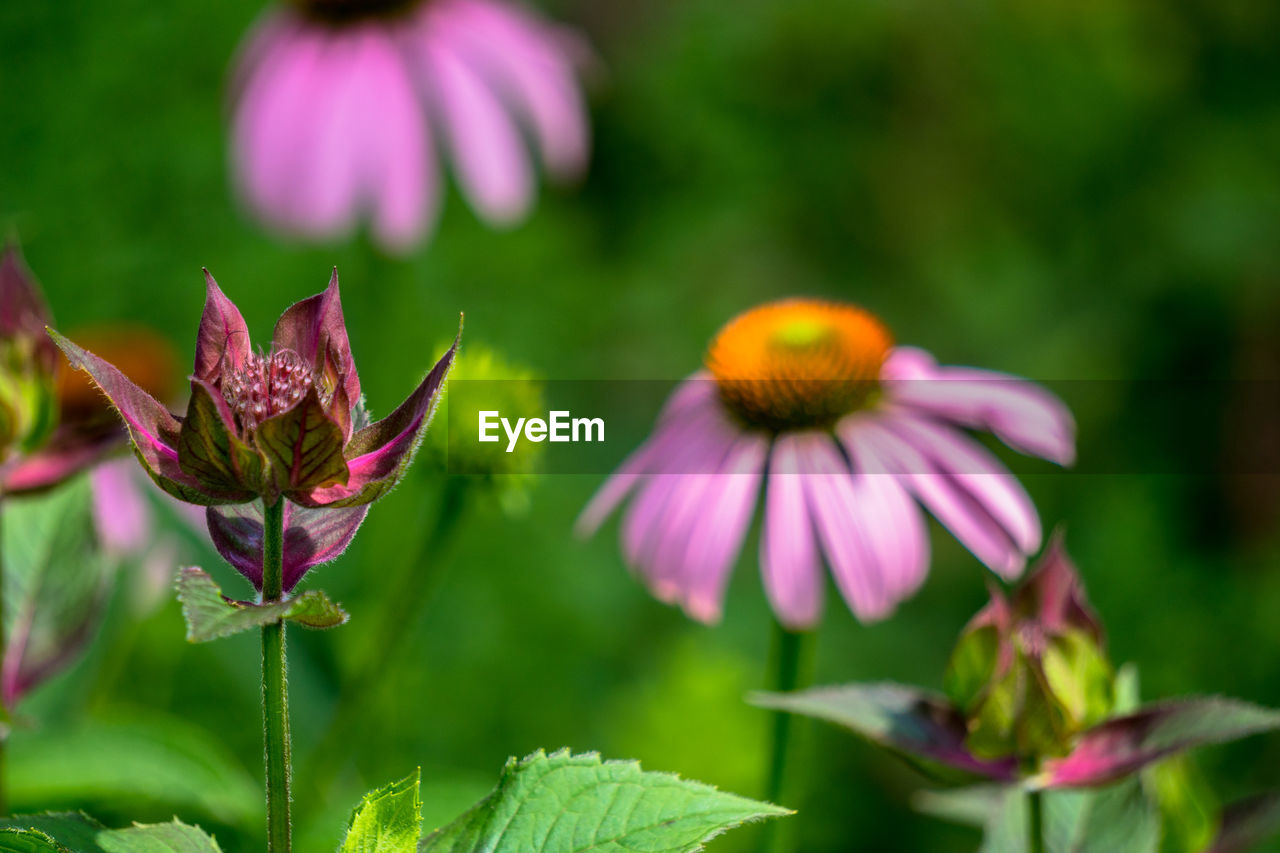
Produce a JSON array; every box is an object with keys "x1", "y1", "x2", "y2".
[{"x1": 2, "y1": 0, "x2": 1280, "y2": 849}]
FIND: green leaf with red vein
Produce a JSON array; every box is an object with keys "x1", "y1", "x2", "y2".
[
  {"x1": 178, "y1": 380, "x2": 264, "y2": 494},
  {"x1": 255, "y1": 388, "x2": 348, "y2": 496}
]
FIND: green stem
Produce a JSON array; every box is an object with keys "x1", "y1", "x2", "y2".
[
  {"x1": 260, "y1": 498, "x2": 290, "y2": 853},
  {"x1": 1028, "y1": 788, "x2": 1045, "y2": 853},
  {"x1": 0, "y1": 496, "x2": 8, "y2": 816},
  {"x1": 762, "y1": 622, "x2": 811, "y2": 853}
]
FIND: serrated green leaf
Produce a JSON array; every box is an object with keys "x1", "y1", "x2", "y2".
[
  {"x1": 97, "y1": 821, "x2": 222, "y2": 853},
  {"x1": 176, "y1": 567, "x2": 347, "y2": 642},
  {"x1": 342, "y1": 770, "x2": 422, "y2": 853},
  {"x1": 8, "y1": 717, "x2": 258, "y2": 825},
  {"x1": 0, "y1": 829, "x2": 69, "y2": 853},
  {"x1": 1, "y1": 477, "x2": 113, "y2": 702},
  {"x1": 0, "y1": 813, "x2": 106, "y2": 852},
  {"x1": 419, "y1": 749, "x2": 790, "y2": 853}
]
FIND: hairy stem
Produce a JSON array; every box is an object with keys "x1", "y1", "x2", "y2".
[
  {"x1": 1028, "y1": 788, "x2": 1046, "y2": 853},
  {"x1": 762, "y1": 622, "x2": 811, "y2": 853},
  {"x1": 261, "y1": 498, "x2": 290, "y2": 852}
]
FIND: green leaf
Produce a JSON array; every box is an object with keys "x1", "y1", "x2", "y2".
[
  {"x1": 255, "y1": 388, "x2": 348, "y2": 494},
  {"x1": 176, "y1": 567, "x2": 348, "y2": 642},
  {"x1": 341, "y1": 770, "x2": 423, "y2": 853},
  {"x1": 1, "y1": 477, "x2": 114, "y2": 705},
  {"x1": 979, "y1": 782, "x2": 1157, "y2": 853},
  {"x1": 97, "y1": 821, "x2": 222, "y2": 853},
  {"x1": 0, "y1": 829, "x2": 69, "y2": 853},
  {"x1": 419, "y1": 749, "x2": 790, "y2": 853},
  {"x1": 8, "y1": 717, "x2": 258, "y2": 825},
  {"x1": 944, "y1": 624, "x2": 1001, "y2": 714},
  {"x1": 0, "y1": 813, "x2": 106, "y2": 852}
]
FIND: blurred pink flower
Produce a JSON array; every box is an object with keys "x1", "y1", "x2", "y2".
[
  {"x1": 230, "y1": 0, "x2": 592, "y2": 252},
  {"x1": 579, "y1": 299, "x2": 1075, "y2": 629}
]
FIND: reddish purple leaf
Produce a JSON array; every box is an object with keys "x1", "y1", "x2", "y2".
[
  {"x1": 1039, "y1": 697, "x2": 1280, "y2": 789},
  {"x1": 752, "y1": 684, "x2": 1020, "y2": 782},
  {"x1": 255, "y1": 387, "x2": 349, "y2": 497},
  {"x1": 271, "y1": 268, "x2": 360, "y2": 405},
  {"x1": 297, "y1": 331, "x2": 458, "y2": 507},
  {"x1": 49, "y1": 329, "x2": 252, "y2": 505},
  {"x1": 0, "y1": 425, "x2": 119, "y2": 494},
  {"x1": 207, "y1": 500, "x2": 369, "y2": 591},
  {"x1": 0, "y1": 242, "x2": 55, "y2": 368},
  {"x1": 194, "y1": 270, "x2": 251, "y2": 382}
]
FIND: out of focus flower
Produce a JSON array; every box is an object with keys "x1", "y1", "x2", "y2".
[
  {"x1": 230, "y1": 0, "x2": 592, "y2": 252},
  {"x1": 0, "y1": 242, "x2": 137, "y2": 495},
  {"x1": 579, "y1": 298, "x2": 1075, "y2": 629},
  {"x1": 424, "y1": 340, "x2": 543, "y2": 515},
  {"x1": 51, "y1": 269, "x2": 458, "y2": 592},
  {"x1": 944, "y1": 536, "x2": 1113, "y2": 762},
  {"x1": 755, "y1": 539, "x2": 1280, "y2": 791}
]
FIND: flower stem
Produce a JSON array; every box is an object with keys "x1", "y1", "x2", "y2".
[
  {"x1": 260, "y1": 497, "x2": 291, "y2": 853},
  {"x1": 762, "y1": 622, "x2": 811, "y2": 853},
  {"x1": 1028, "y1": 789, "x2": 1046, "y2": 853},
  {"x1": 0, "y1": 497, "x2": 7, "y2": 816}
]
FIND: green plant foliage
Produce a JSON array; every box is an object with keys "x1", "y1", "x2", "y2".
[
  {"x1": 7, "y1": 717, "x2": 258, "y2": 825},
  {"x1": 0, "y1": 815, "x2": 220, "y2": 853},
  {"x1": 341, "y1": 770, "x2": 423, "y2": 853},
  {"x1": 420, "y1": 749, "x2": 791, "y2": 853},
  {"x1": 175, "y1": 567, "x2": 347, "y2": 642}
]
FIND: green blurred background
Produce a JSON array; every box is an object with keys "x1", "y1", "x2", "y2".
[{"x1": 3, "y1": 0, "x2": 1280, "y2": 849}]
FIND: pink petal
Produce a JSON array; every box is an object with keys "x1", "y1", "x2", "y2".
[
  {"x1": 760, "y1": 434, "x2": 823, "y2": 629},
  {"x1": 436, "y1": 0, "x2": 589, "y2": 178},
  {"x1": 847, "y1": 417, "x2": 1025, "y2": 579},
  {"x1": 882, "y1": 346, "x2": 1076, "y2": 466},
  {"x1": 887, "y1": 413, "x2": 1041, "y2": 555},
  {"x1": 797, "y1": 434, "x2": 892, "y2": 622},
  {"x1": 413, "y1": 30, "x2": 533, "y2": 224},
  {"x1": 678, "y1": 434, "x2": 767, "y2": 624}
]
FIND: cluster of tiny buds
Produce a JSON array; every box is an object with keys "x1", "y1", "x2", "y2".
[{"x1": 221, "y1": 349, "x2": 316, "y2": 431}]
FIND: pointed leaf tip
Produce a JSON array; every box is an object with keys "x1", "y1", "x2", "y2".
[{"x1": 420, "y1": 749, "x2": 788, "y2": 853}]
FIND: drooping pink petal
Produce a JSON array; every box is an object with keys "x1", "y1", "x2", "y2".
[
  {"x1": 194, "y1": 270, "x2": 251, "y2": 383},
  {"x1": 760, "y1": 434, "x2": 823, "y2": 630},
  {"x1": 438, "y1": 0, "x2": 590, "y2": 179},
  {"x1": 233, "y1": 21, "x2": 346, "y2": 238},
  {"x1": 886, "y1": 412, "x2": 1041, "y2": 555},
  {"x1": 90, "y1": 459, "x2": 152, "y2": 556},
  {"x1": 678, "y1": 434, "x2": 767, "y2": 624},
  {"x1": 882, "y1": 346, "x2": 1076, "y2": 466},
  {"x1": 848, "y1": 415, "x2": 1027, "y2": 579},
  {"x1": 413, "y1": 31, "x2": 533, "y2": 224},
  {"x1": 797, "y1": 434, "x2": 892, "y2": 622},
  {"x1": 206, "y1": 500, "x2": 369, "y2": 592}
]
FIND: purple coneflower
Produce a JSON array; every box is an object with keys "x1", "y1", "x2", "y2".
[
  {"x1": 230, "y1": 0, "x2": 591, "y2": 252},
  {"x1": 579, "y1": 299, "x2": 1075, "y2": 629}
]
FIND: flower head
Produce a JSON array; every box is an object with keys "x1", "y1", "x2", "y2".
[
  {"x1": 230, "y1": 0, "x2": 591, "y2": 252},
  {"x1": 944, "y1": 535, "x2": 1113, "y2": 762},
  {"x1": 580, "y1": 298, "x2": 1075, "y2": 629},
  {"x1": 0, "y1": 242, "x2": 58, "y2": 467}
]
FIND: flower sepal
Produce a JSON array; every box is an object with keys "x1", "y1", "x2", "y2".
[{"x1": 176, "y1": 567, "x2": 348, "y2": 643}]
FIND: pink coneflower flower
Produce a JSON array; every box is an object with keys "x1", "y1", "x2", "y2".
[
  {"x1": 579, "y1": 299, "x2": 1075, "y2": 629},
  {"x1": 230, "y1": 0, "x2": 591, "y2": 252}
]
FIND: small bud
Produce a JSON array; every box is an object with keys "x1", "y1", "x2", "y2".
[{"x1": 943, "y1": 535, "x2": 1114, "y2": 766}]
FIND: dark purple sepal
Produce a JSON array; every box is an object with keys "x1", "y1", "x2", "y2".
[
  {"x1": 1015, "y1": 532, "x2": 1104, "y2": 645},
  {"x1": 296, "y1": 331, "x2": 458, "y2": 508},
  {"x1": 751, "y1": 684, "x2": 1020, "y2": 783},
  {"x1": 207, "y1": 500, "x2": 368, "y2": 591},
  {"x1": 255, "y1": 387, "x2": 349, "y2": 498},
  {"x1": 178, "y1": 378, "x2": 266, "y2": 494},
  {"x1": 194, "y1": 270, "x2": 251, "y2": 383},
  {"x1": 271, "y1": 268, "x2": 360, "y2": 405},
  {"x1": 1037, "y1": 697, "x2": 1280, "y2": 789}
]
